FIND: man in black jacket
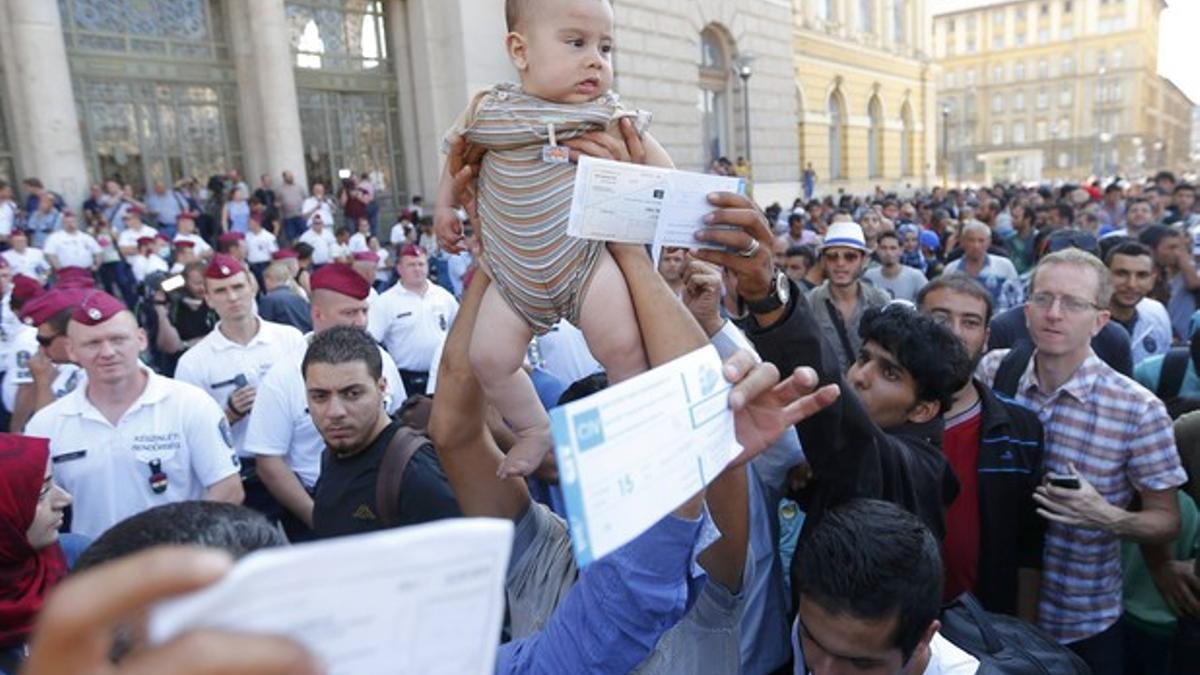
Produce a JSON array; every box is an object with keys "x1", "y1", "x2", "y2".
[
  {"x1": 692, "y1": 193, "x2": 971, "y2": 554},
  {"x1": 918, "y1": 273, "x2": 1046, "y2": 621}
]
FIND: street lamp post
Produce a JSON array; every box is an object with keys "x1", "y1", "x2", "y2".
[
  {"x1": 941, "y1": 104, "x2": 950, "y2": 190},
  {"x1": 732, "y1": 53, "x2": 755, "y2": 186}
]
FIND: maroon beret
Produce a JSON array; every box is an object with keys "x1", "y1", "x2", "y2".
[
  {"x1": 10, "y1": 229, "x2": 27, "y2": 239},
  {"x1": 136, "y1": 236, "x2": 155, "y2": 247},
  {"x1": 399, "y1": 243, "x2": 426, "y2": 258},
  {"x1": 55, "y1": 267, "x2": 94, "y2": 284},
  {"x1": 310, "y1": 263, "x2": 369, "y2": 300},
  {"x1": 271, "y1": 249, "x2": 298, "y2": 261},
  {"x1": 177, "y1": 211, "x2": 197, "y2": 222},
  {"x1": 217, "y1": 232, "x2": 245, "y2": 246},
  {"x1": 352, "y1": 251, "x2": 379, "y2": 263},
  {"x1": 205, "y1": 254, "x2": 244, "y2": 280},
  {"x1": 71, "y1": 291, "x2": 126, "y2": 326},
  {"x1": 125, "y1": 206, "x2": 143, "y2": 217},
  {"x1": 11, "y1": 275, "x2": 44, "y2": 304},
  {"x1": 174, "y1": 239, "x2": 196, "y2": 249},
  {"x1": 20, "y1": 288, "x2": 87, "y2": 326},
  {"x1": 56, "y1": 276, "x2": 95, "y2": 290}
]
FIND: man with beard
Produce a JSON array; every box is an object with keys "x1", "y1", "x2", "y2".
[{"x1": 916, "y1": 274, "x2": 1045, "y2": 620}]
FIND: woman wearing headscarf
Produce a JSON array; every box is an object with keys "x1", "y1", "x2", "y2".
[{"x1": 0, "y1": 434, "x2": 72, "y2": 674}]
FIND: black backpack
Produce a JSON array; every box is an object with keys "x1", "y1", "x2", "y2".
[
  {"x1": 939, "y1": 594, "x2": 1091, "y2": 674},
  {"x1": 991, "y1": 341, "x2": 1035, "y2": 399},
  {"x1": 1153, "y1": 339, "x2": 1200, "y2": 419}
]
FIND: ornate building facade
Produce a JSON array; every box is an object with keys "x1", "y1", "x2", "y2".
[
  {"x1": 793, "y1": 0, "x2": 939, "y2": 197},
  {"x1": 0, "y1": 0, "x2": 936, "y2": 212},
  {"x1": 933, "y1": 0, "x2": 1194, "y2": 185}
]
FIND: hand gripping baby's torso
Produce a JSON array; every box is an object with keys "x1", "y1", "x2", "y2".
[{"x1": 453, "y1": 83, "x2": 648, "y2": 333}]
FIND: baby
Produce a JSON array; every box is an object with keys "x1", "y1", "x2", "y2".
[{"x1": 435, "y1": 0, "x2": 673, "y2": 477}]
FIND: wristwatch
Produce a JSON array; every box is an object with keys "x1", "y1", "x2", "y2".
[{"x1": 742, "y1": 269, "x2": 790, "y2": 314}]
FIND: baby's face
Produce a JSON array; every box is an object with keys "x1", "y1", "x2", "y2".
[{"x1": 512, "y1": 0, "x2": 614, "y2": 103}]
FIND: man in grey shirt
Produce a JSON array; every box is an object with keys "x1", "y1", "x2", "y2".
[
  {"x1": 275, "y1": 169, "x2": 308, "y2": 243},
  {"x1": 807, "y1": 222, "x2": 891, "y2": 372},
  {"x1": 864, "y1": 231, "x2": 928, "y2": 302}
]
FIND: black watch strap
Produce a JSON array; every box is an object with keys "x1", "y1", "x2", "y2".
[{"x1": 743, "y1": 272, "x2": 786, "y2": 314}]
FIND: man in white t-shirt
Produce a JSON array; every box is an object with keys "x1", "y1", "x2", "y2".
[
  {"x1": 864, "y1": 231, "x2": 929, "y2": 302},
  {"x1": 0, "y1": 181, "x2": 16, "y2": 241},
  {"x1": 367, "y1": 243, "x2": 458, "y2": 395},
  {"x1": 245, "y1": 263, "x2": 405, "y2": 539},
  {"x1": 1106, "y1": 240, "x2": 1174, "y2": 365},
  {"x1": 792, "y1": 500, "x2": 979, "y2": 675},
  {"x1": 116, "y1": 210, "x2": 158, "y2": 257},
  {"x1": 8, "y1": 289, "x2": 88, "y2": 433},
  {"x1": 300, "y1": 182, "x2": 335, "y2": 229},
  {"x1": 2, "y1": 230, "x2": 50, "y2": 283},
  {"x1": 298, "y1": 214, "x2": 337, "y2": 265},
  {"x1": 243, "y1": 214, "x2": 279, "y2": 270},
  {"x1": 175, "y1": 255, "x2": 307, "y2": 516},
  {"x1": 347, "y1": 217, "x2": 372, "y2": 253},
  {"x1": 129, "y1": 237, "x2": 168, "y2": 284},
  {"x1": 25, "y1": 291, "x2": 243, "y2": 539},
  {"x1": 43, "y1": 211, "x2": 101, "y2": 272},
  {"x1": 172, "y1": 212, "x2": 212, "y2": 259}
]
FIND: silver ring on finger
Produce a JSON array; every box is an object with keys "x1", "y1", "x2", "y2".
[{"x1": 736, "y1": 238, "x2": 761, "y2": 259}]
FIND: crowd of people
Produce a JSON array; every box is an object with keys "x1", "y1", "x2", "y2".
[{"x1": 1, "y1": 0, "x2": 1198, "y2": 672}]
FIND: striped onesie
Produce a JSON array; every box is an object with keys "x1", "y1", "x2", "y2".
[{"x1": 447, "y1": 83, "x2": 650, "y2": 335}]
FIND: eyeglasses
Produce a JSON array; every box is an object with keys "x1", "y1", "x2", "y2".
[
  {"x1": 36, "y1": 333, "x2": 60, "y2": 348},
  {"x1": 1028, "y1": 291, "x2": 1102, "y2": 314},
  {"x1": 822, "y1": 250, "x2": 864, "y2": 264}
]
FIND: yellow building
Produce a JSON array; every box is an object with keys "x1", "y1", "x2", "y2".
[
  {"x1": 793, "y1": 0, "x2": 938, "y2": 197},
  {"x1": 933, "y1": 0, "x2": 1194, "y2": 185}
]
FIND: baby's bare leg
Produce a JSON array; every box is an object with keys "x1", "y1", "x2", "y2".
[
  {"x1": 469, "y1": 285, "x2": 550, "y2": 478},
  {"x1": 577, "y1": 248, "x2": 649, "y2": 383}
]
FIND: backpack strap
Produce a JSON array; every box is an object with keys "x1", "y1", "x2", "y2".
[
  {"x1": 374, "y1": 425, "x2": 431, "y2": 528},
  {"x1": 823, "y1": 298, "x2": 857, "y2": 368},
  {"x1": 1157, "y1": 347, "x2": 1191, "y2": 401},
  {"x1": 992, "y1": 340, "x2": 1035, "y2": 399}
]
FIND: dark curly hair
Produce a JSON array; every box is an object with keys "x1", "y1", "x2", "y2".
[{"x1": 859, "y1": 303, "x2": 972, "y2": 415}]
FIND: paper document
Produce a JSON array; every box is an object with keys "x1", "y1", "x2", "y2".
[
  {"x1": 550, "y1": 345, "x2": 741, "y2": 567},
  {"x1": 567, "y1": 156, "x2": 745, "y2": 248},
  {"x1": 149, "y1": 518, "x2": 513, "y2": 675}
]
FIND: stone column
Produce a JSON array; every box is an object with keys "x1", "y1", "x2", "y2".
[
  {"x1": 226, "y1": 0, "x2": 267, "y2": 184},
  {"x1": 242, "y1": 0, "x2": 307, "y2": 187},
  {"x1": 386, "y1": 0, "x2": 426, "y2": 200},
  {"x1": 5, "y1": 0, "x2": 89, "y2": 204},
  {"x1": 882, "y1": 0, "x2": 895, "y2": 48}
]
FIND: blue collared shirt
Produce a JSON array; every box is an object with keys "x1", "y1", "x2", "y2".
[{"x1": 495, "y1": 510, "x2": 707, "y2": 674}]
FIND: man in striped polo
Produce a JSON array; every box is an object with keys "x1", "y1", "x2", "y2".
[{"x1": 977, "y1": 248, "x2": 1187, "y2": 675}]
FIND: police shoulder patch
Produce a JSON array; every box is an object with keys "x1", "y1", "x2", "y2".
[{"x1": 218, "y1": 417, "x2": 234, "y2": 448}]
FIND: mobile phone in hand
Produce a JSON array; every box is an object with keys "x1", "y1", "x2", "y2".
[{"x1": 1046, "y1": 473, "x2": 1080, "y2": 490}]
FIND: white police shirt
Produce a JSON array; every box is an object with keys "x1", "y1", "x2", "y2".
[
  {"x1": 116, "y1": 224, "x2": 158, "y2": 250},
  {"x1": 245, "y1": 229, "x2": 279, "y2": 264},
  {"x1": 44, "y1": 229, "x2": 101, "y2": 269},
  {"x1": 25, "y1": 366, "x2": 240, "y2": 539},
  {"x1": 2, "y1": 325, "x2": 37, "y2": 411},
  {"x1": 0, "y1": 292, "x2": 22, "y2": 374},
  {"x1": 174, "y1": 319, "x2": 307, "y2": 457},
  {"x1": 535, "y1": 320, "x2": 602, "y2": 386},
  {"x1": 298, "y1": 227, "x2": 336, "y2": 265},
  {"x1": 367, "y1": 282, "x2": 458, "y2": 371},
  {"x1": 173, "y1": 233, "x2": 212, "y2": 257},
  {"x1": 130, "y1": 253, "x2": 168, "y2": 283},
  {"x1": 2, "y1": 248, "x2": 50, "y2": 280},
  {"x1": 243, "y1": 335, "x2": 406, "y2": 489}
]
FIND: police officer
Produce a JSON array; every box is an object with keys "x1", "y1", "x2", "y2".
[
  {"x1": 25, "y1": 291, "x2": 243, "y2": 538},
  {"x1": 174, "y1": 255, "x2": 307, "y2": 516},
  {"x1": 368, "y1": 244, "x2": 457, "y2": 394}
]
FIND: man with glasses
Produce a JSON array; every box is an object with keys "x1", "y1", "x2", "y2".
[
  {"x1": 977, "y1": 248, "x2": 1186, "y2": 674},
  {"x1": 806, "y1": 222, "x2": 890, "y2": 372}
]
